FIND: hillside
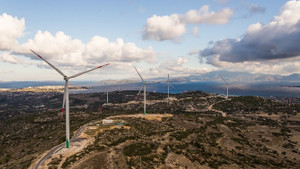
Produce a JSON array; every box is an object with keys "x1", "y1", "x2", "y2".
[{"x1": 0, "y1": 90, "x2": 300, "y2": 168}]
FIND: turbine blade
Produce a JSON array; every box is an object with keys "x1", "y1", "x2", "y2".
[
  {"x1": 137, "y1": 83, "x2": 145, "y2": 95},
  {"x1": 30, "y1": 49, "x2": 66, "y2": 77},
  {"x1": 134, "y1": 66, "x2": 144, "y2": 82},
  {"x1": 61, "y1": 83, "x2": 67, "y2": 120},
  {"x1": 62, "y1": 84, "x2": 66, "y2": 112},
  {"x1": 69, "y1": 63, "x2": 110, "y2": 79},
  {"x1": 219, "y1": 74, "x2": 228, "y2": 85},
  {"x1": 170, "y1": 84, "x2": 175, "y2": 88}
]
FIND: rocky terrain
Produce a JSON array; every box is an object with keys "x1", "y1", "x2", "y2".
[{"x1": 0, "y1": 90, "x2": 300, "y2": 168}]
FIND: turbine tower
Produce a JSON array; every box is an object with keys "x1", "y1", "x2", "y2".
[
  {"x1": 219, "y1": 75, "x2": 229, "y2": 100},
  {"x1": 106, "y1": 91, "x2": 109, "y2": 103},
  {"x1": 167, "y1": 74, "x2": 175, "y2": 101},
  {"x1": 31, "y1": 50, "x2": 109, "y2": 148},
  {"x1": 134, "y1": 66, "x2": 158, "y2": 115}
]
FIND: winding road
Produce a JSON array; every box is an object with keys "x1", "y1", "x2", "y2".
[
  {"x1": 207, "y1": 99, "x2": 228, "y2": 117},
  {"x1": 33, "y1": 125, "x2": 85, "y2": 169}
]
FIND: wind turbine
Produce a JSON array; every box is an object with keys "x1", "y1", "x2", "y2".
[
  {"x1": 167, "y1": 74, "x2": 175, "y2": 101},
  {"x1": 134, "y1": 66, "x2": 159, "y2": 115},
  {"x1": 30, "y1": 50, "x2": 109, "y2": 148},
  {"x1": 106, "y1": 91, "x2": 109, "y2": 103},
  {"x1": 219, "y1": 75, "x2": 229, "y2": 100}
]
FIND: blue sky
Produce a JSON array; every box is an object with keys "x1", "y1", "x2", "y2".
[{"x1": 0, "y1": 0, "x2": 299, "y2": 81}]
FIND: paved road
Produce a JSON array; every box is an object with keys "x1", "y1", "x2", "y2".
[{"x1": 33, "y1": 125, "x2": 85, "y2": 169}]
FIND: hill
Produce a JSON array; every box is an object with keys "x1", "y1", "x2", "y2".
[{"x1": 0, "y1": 90, "x2": 300, "y2": 168}]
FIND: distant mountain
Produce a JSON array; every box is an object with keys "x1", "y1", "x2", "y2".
[
  {"x1": 186, "y1": 71, "x2": 300, "y2": 83},
  {"x1": 281, "y1": 73, "x2": 300, "y2": 81},
  {"x1": 98, "y1": 71, "x2": 300, "y2": 85},
  {"x1": 155, "y1": 71, "x2": 300, "y2": 83}
]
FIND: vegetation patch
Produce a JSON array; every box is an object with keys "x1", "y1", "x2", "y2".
[{"x1": 123, "y1": 142, "x2": 158, "y2": 156}]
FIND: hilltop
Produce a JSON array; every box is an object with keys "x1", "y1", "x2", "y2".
[{"x1": 0, "y1": 90, "x2": 300, "y2": 168}]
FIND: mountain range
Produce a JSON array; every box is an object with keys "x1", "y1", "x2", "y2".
[{"x1": 100, "y1": 71, "x2": 300, "y2": 84}]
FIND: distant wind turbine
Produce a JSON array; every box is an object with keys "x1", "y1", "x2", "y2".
[
  {"x1": 106, "y1": 91, "x2": 109, "y2": 103},
  {"x1": 134, "y1": 66, "x2": 159, "y2": 115},
  {"x1": 219, "y1": 75, "x2": 229, "y2": 100},
  {"x1": 31, "y1": 50, "x2": 109, "y2": 148}
]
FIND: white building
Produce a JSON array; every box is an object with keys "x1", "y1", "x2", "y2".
[{"x1": 102, "y1": 119, "x2": 114, "y2": 125}]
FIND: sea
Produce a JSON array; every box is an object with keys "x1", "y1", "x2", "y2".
[{"x1": 0, "y1": 81, "x2": 299, "y2": 98}]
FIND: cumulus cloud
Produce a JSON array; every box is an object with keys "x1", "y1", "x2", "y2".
[
  {"x1": 143, "y1": 6, "x2": 233, "y2": 41},
  {"x1": 85, "y1": 36, "x2": 156, "y2": 64},
  {"x1": 20, "y1": 32, "x2": 156, "y2": 68},
  {"x1": 147, "y1": 57, "x2": 213, "y2": 77},
  {"x1": 0, "y1": 52, "x2": 23, "y2": 64},
  {"x1": 183, "y1": 6, "x2": 233, "y2": 24},
  {"x1": 200, "y1": 0, "x2": 300, "y2": 65},
  {"x1": 0, "y1": 13, "x2": 157, "y2": 70},
  {"x1": 161, "y1": 57, "x2": 188, "y2": 70},
  {"x1": 19, "y1": 31, "x2": 86, "y2": 66},
  {"x1": 206, "y1": 55, "x2": 300, "y2": 75},
  {"x1": 142, "y1": 14, "x2": 185, "y2": 41},
  {"x1": 0, "y1": 13, "x2": 25, "y2": 51},
  {"x1": 189, "y1": 49, "x2": 200, "y2": 56}
]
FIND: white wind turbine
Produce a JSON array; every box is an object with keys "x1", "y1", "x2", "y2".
[
  {"x1": 167, "y1": 74, "x2": 175, "y2": 101},
  {"x1": 106, "y1": 91, "x2": 109, "y2": 103},
  {"x1": 31, "y1": 50, "x2": 109, "y2": 148},
  {"x1": 219, "y1": 75, "x2": 229, "y2": 100},
  {"x1": 134, "y1": 66, "x2": 159, "y2": 115}
]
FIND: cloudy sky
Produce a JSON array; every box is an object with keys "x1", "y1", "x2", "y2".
[{"x1": 0, "y1": 0, "x2": 299, "y2": 81}]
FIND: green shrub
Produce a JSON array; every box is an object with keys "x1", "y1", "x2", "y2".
[{"x1": 123, "y1": 142, "x2": 158, "y2": 156}]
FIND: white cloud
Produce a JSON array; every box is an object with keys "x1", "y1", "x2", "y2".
[
  {"x1": 160, "y1": 57, "x2": 187, "y2": 70},
  {"x1": 0, "y1": 52, "x2": 23, "y2": 64},
  {"x1": 0, "y1": 13, "x2": 157, "y2": 71},
  {"x1": 20, "y1": 32, "x2": 157, "y2": 68},
  {"x1": 149, "y1": 57, "x2": 212, "y2": 77},
  {"x1": 142, "y1": 14, "x2": 186, "y2": 41},
  {"x1": 142, "y1": 6, "x2": 233, "y2": 41},
  {"x1": 85, "y1": 36, "x2": 156, "y2": 63},
  {"x1": 19, "y1": 31, "x2": 86, "y2": 66},
  {"x1": 0, "y1": 13, "x2": 25, "y2": 51},
  {"x1": 272, "y1": 0, "x2": 300, "y2": 26},
  {"x1": 189, "y1": 49, "x2": 200, "y2": 56},
  {"x1": 183, "y1": 6, "x2": 233, "y2": 24},
  {"x1": 205, "y1": 55, "x2": 300, "y2": 75},
  {"x1": 200, "y1": 0, "x2": 300, "y2": 69}
]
